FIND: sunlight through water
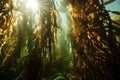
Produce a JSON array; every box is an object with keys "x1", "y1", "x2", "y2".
[{"x1": 26, "y1": 0, "x2": 38, "y2": 12}]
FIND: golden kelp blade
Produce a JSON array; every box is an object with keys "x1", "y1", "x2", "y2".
[
  {"x1": 0, "y1": 0, "x2": 120, "y2": 80},
  {"x1": 69, "y1": 0, "x2": 120, "y2": 79}
]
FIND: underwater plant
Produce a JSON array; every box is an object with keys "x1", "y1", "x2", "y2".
[{"x1": 0, "y1": 0, "x2": 120, "y2": 80}]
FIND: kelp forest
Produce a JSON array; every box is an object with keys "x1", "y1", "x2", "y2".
[{"x1": 0, "y1": 0, "x2": 120, "y2": 80}]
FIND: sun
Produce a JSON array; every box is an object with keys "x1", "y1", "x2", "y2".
[{"x1": 27, "y1": 0, "x2": 38, "y2": 11}]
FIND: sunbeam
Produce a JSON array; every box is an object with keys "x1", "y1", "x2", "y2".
[{"x1": 26, "y1": 0, "x2": 38, "y2": 12}]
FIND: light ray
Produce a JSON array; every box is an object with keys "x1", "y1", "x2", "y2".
[{"x1": 26, "y1": 0, "x2": 38, "y2": 12}]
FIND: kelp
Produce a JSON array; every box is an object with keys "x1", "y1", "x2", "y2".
[
  {"x1": 0, "y1": 0, "x2": 120, "y2": 80},
  {"x1": 103, "y1": 0, "x2": 115, "y2": 5},
  {"x1": 0, "y1": 0, "x2": 59, "y2": 79},
  {"x1": 69, "y1": 0, "x2": 120, "y2": 79}
]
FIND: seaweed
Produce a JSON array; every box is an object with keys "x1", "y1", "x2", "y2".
[{"x1": 0, "y1": 0, "x2": 120, "y2": 80}]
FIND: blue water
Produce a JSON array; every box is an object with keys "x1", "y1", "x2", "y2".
[{"x1": 105, "y1": 0, "x2": 120, "y2": 18}]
